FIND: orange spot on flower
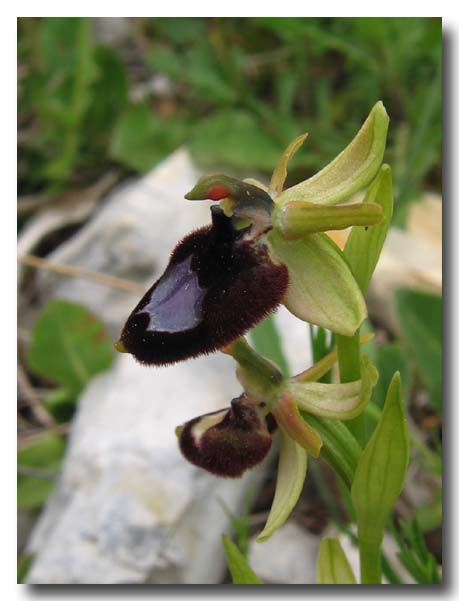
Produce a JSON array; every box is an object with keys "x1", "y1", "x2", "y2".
[{"x1": 208, "y1": 185, "x2": 230, "y2": 200}]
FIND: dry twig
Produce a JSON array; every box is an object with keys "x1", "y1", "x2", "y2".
[{"x1": 19, "y1": 254, "x2": 145, "y2": 294}]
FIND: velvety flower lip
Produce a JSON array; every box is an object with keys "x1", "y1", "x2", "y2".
[
  {"x1": 178, "y1": 395, "x2": 274, "y2": 478},
  {"x1": 117, "y1": 206, "x2": 289, "y2": 365}
]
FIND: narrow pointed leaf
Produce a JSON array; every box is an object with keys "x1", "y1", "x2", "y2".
[
  {"x1": 268, "y1": 230, "x2": 367, "y2": 336},
  {"x1": 276, "y1": 102, "x2": 389, "y2": 207},
  {"x1": 222, "y1": 535, "x2": 263, "y2": 584},
  {"x1": 273, "y1": 200, "x2": 383, "y2": 240},
  {"x1": 257, "y1": 427, "x2": 307, "y2": 542},
  {"x1": 288, "y1": 355, "x2": 378, "y2": 420},
  {"x1": 316, "y1": 538, "x2": 357, "y2": 584},
  {"x1": 351, "y1": 372, "x2": 409, "y2": 583},
  {"x1": 269, "y1": 133, "x2": 308, "y2": 197},
  {"x1": 272, "y1": 392, "x2": 322, "y2": 456},
  {"x1": 344, "y1": 164, "x2": 393, "y2": 294}
]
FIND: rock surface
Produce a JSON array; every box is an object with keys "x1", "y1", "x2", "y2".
[
  {"x1": 248, "y1": 521, "x2": 320, "y2": 584},
  {"x1": 26, "y1": 149, "x2": 313, "y2": 584},
  {"x1": 27, "y1": 351, "x2": 269, "y2": 584}
]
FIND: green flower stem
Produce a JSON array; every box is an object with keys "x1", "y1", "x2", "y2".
[
  {"x1": 336, "y1": 332, "x2": 366, "y2": 446},
  {"x1": 225, "y1": 338, "x2": 283, "y2": 402},
  {"x1": 359, "y1": 537, "x2": 382, "y2": 584}
]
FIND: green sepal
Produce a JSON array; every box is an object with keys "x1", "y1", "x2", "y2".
[
  {"x1": 257, "y1": 427, "x2": 307, "y2": 542},
  {"x1": 276, "y1": 101, "x2": 389, "y2": 208},
  {"x1": 268, "y1": 230, "x2": 367, "y2": 336}
]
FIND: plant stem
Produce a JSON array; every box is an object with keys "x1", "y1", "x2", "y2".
[
  {"x1": 336, "y1": 332, "x2": 366, "y2": 446},
  {"x1": 226, "y1": 338, "x2": 283, "y2": 385},
  {"x1": 359, "y1": 537, "x2": 382, "y2": 584}
]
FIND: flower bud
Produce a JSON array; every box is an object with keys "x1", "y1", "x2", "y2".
[{"x1": 178, "y1": 395, "x2": 274, "y2": 477}]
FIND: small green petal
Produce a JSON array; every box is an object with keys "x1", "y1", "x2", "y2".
[
  {"x1": 272, "y1": 392, "x2": 322, "y2": 456},
  {"x1": 276, "y1": 101, "x2": 389, "y2": 208},
  {"x1": 256, "y1": 426, "x2": 307, "y2": 543},
  {"x1": 273, "y1": 200, "x2": 383, "y2": 240},
  {"x1": 288, "y1": 355, "x2": 378, "y2": 420},
  {"x1": 268, "y1": 230, "x2": 367, "y2": 336},
  {"x1": 269, "y1": 133, "x2": 308, "y2": 197}
]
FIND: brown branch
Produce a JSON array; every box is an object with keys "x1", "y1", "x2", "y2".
[
  {"x1": 17, "y1": 170, "x2": 120, "y2": 216},
  {"x1": 17, "y1": 423, "x2": 70, "y2": 451},
  {"x1": 17, "y1": 363, "x2": 55, "y2": 428},
  {"x1": 19, "y1": 254, "x2": 145, "y2": 294}
]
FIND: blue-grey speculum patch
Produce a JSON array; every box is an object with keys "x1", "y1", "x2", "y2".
[{"x1": 142, "y1": 255, "x2": 205, "y2": 333}]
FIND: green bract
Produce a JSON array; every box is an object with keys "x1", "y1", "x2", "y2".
[{"x1": 274, "y1": 101, "x2": 389, "y2": 207}]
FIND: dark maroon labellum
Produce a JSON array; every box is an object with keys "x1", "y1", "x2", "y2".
[
  {"x1": 178, "y1": 396, "x2": 274, "y2": 478},
  {"x1": 118, "y1": 206, "x2": 288, "y2": 365}
]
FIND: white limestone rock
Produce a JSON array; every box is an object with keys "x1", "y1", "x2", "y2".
[
  {"x1": 248, "y1": 521, "x2": 320, "y2": 584},
  {"x1": 26, "y1": 352, "x2": 270, "y2": 584}
]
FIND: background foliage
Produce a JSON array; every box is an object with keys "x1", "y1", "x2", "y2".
[{"x1": 18, "y1": 17, "x2": 441, "y2": 224}]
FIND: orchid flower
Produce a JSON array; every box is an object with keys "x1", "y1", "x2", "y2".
[
  {"x1": 175, "y1": 337, "x2": 378, "y2": 541},
  {"x1": 115, "y1": 102, "x2": 389, "y2": 542},
  {"x1": 116, "y1": 102, "x2": 388, "y2": 363}
]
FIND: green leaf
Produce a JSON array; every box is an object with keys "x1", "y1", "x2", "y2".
[
  {"x1": 344, "y1": 164, "x2": 393, "y2": 294},
  {"x1": 351, "y1": 372, "x2": 409, "y2": 583},
  {"x1": 17, "y1": 554, "x2": 34, "y2": 584},
  {"x1": 17, "y1": 434, "x2": 66, "y2": 510},
  {"x1": 190, "y1": 110, "x2": 282, "y2": 171},
  {"x1": 27, "y1": 300, "x2": 114, "y2": 397},
  {"x1": 276, "y1": 101, "x2": 389, "y2": 207},
  {"x1": 39, "y1": 18, "x2": 96, "y2": 184},
  {"x1": 110, "y1": 102, "x2": 188, "y2": 172},
  {"x1": 257, "y1": 428, "x2": 307, "y2": 542},
  {"x1": 395, "y1": 289, "x2": 442, "y2": 412},
  {"x1": 316, "y1": 538, "x2": 356, "y2": 584},
  {"x1": 83, "y1": 45, "x2": 129, "y2": 144},
  {"x1": 43, "y1": 387, "x2": 76, "y2": 423},
  {"x1": 222, "y1": 535, "x2": 263, "y2": 584},
  {"x1": 289, "y1": 354, "x2": 378, "y2": 420},
  {"x1": 268, "y1": 230, "x2": 367, "y2": 336}
]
